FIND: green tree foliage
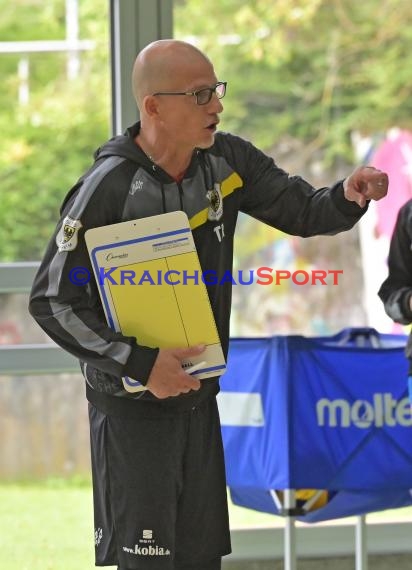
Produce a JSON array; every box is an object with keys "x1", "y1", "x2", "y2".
[
  {"x1": 175, "y1": 0, "x2": 412, "y2": 157},
  {"x1": 0, "y1": 0, "x2": 109, "y2": 261}
]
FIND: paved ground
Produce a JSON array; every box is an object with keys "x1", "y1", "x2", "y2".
[{"x1": 223, "y1": 553, "x2": 410, "y2": 569}]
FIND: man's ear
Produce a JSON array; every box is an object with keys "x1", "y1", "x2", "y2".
[{"x1": 143, "y1": 95, "x2": 160, "y2": 118}]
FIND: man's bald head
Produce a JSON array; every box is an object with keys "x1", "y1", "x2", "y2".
[{"x1": 131, "y1": 40, "x2": 213, "y2": 109}]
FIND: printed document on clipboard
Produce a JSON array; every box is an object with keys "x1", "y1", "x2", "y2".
[{"x1": 85, "y1": 211, "x2": 226, "y2": 393}]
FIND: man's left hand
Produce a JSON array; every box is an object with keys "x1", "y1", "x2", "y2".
[{"x1": 343, "y1": 166, "x2": 388, "y2": 208}]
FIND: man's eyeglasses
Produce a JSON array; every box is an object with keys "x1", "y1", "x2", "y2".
[{"x1": 152, "y1": 81, "x2": 227, "y2": 106}]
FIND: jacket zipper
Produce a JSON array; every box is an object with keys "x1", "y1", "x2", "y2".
[{"x1": 177, "y1": 182, "x2": 184, "y2": 210}]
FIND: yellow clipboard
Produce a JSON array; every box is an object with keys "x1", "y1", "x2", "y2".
[{"x1": 85, "y1": 211, "x2": 226, "y2": 392}]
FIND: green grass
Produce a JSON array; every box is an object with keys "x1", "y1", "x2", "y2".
[
  {"x1": 0, "y1": 479, "x2": 97, "y2": 570},
  {"x1": 1, "y1": 479, "x2": 411, "y2": 569}
]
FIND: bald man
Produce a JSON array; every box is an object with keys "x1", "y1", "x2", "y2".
[
  {"x1": 132, "y1": 40, "x2": 225, "y2": 182},
  {"x1": 30, "y1": 39, "x2": 388, "y2": 570}
]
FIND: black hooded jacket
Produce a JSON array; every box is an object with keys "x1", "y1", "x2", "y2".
[
  {"x1": 379, "y1": 199, "x2": 412, "y2": 362},
  {"x1": 29, "y1": 122, "x2": 366, "y2": 416}
]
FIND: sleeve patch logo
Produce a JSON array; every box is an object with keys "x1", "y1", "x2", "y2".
[
  {"x1": 206, "y1": 182, "x2": 223, "y2": 221},
  {"x1": 56, "y1": 216, "x2": 83, "y2": 252}
]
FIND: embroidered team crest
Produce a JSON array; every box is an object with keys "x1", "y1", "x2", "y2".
[
  {"x1": 56, "y1": 216, "x2": 82, "y2": 252},
  {"x1": 206, "y1": 182, "x2": 223, "y2": 221}
]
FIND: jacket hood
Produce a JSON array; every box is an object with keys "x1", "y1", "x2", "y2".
[
  {"x1": 93, "y1": 121, "x2": 203, "y2": 184},
  {"x1": 94, "y1": 122, "x2": 152, "y2": 168}
]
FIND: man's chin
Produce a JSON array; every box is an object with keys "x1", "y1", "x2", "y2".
[{"x1": 197, "y1": 132, "x2": 216, "y2": 150}]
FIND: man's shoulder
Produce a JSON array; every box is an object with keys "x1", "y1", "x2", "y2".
[
  {"x1": 399, "y1": 199, "x2": 412, "y2": 216},
  {"x1": 210, "y1": 131, "x2": 254, "y2": 159},
  {"x1": 396, "y1": 199, "x2": 412, "y2": 231},
  {"x1": 214, "y1": 130, "x2": 246, "y2": 146},
  {"x1": 60, "y1": 155, "x2": 134, "y2": 215}
]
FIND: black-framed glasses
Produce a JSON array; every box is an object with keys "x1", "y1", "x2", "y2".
[{"x1": 152, "y1": 81, "x2": 227, "y2": 106}]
